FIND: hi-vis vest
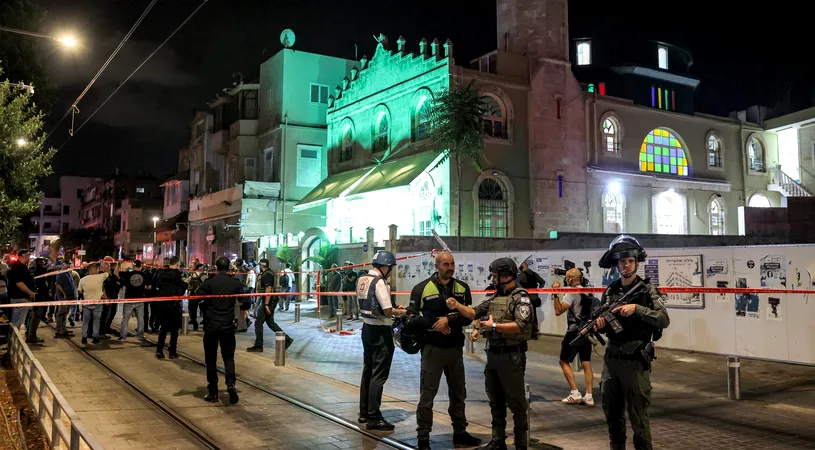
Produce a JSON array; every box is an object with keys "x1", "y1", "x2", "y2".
[
  {"x1": 483, "y1": 286, "x2": 534, "y2": 346},
  {"x1": 357, "y1": 273, "x2": 393, "y2": 320},
  {"x1": 419, "y1": 279, "x2": 467, "y2": 309}
]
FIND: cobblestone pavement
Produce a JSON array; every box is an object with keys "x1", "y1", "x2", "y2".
[
  {"x1": 222, "y1": 301, "x2": 815, "y2": 450},
  {"x1": 28, "y1": 324, "x2": 388, "y2": 450}
]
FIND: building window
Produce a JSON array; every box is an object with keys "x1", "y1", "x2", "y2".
[
  {"x1": 372, "y1": 113, "x2": 389, "y2": 152},
  {"x1": 640, "y1": 128, "x2": 689, "y2": 176},
  {"x1": 62, "y1": 205, "x2": 69, "y2": 215},
  {"x1": 658, "y1": 45, "x2": 668, "y2": 70},
  {"x1": 748, "y1": 137, "x2": 765, "y2": 172},
  {"x1": 415, "y1": 179, "x2": 434, "y2": 236},
  {"x1": 45, "y1": 222, "x2": 51, "y2": 229},
  {"x1": 748, "y1": 193, "x2": 771, "y2": 208},
  {"x1": 413, "y1": 96, "x2": 432, "y2": 142},
  {"x1": 243, "y1": 158, "x2": 258, "y2": 181},
  {"x1": 136, "y1": 187, "x2": 145, "y2": 193},
  {"x1": 296, "y1": 145, "x2": 322, "y2": 188},
  {"x1": 477, "y1": 178, "x2": 509, "y2": 237},
  {"x1": 709, "y1": 197, "x2": 725, "y2": 235},
  {"x1": 263, "y1": 148, "x2": 274, "y2": 182},
  {"x1": 602, "y1": 117, "x2": 620, "y2": 153},
  {"x1": 481, "y1": 95, "x2": 506, "y2": 139},
  {"x1": 603, "y1": 191, "x2": 625, "y2": 233},
  {"x1": 241, "y1": 90, "x2": 259, "y2": 119},
  {"x1": 44, "y1": 204, "x2": 52, "y2": 212},
  {"x1": 341, "y1": 127, "x2": 354, "y2": 162},
  {"x1": 653, "y1": 190, "x2": 686, "y2": 235},
  {"x1": 577, "y1": 40, "x2": 591, "y2": 65},
  {"x1": 708, "y1": 134, "x2": 722, "y2": 168},
  {"x1": 310, "y1": 83, "x2": 329, "y2": 105}
]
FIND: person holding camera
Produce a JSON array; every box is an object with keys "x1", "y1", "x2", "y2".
[
  {"x1": 551, "y1": 268, "x2": 596, "y2": 406},
  {"x1": 595, "y1": 235, "x2": 670, "y2": 450}
]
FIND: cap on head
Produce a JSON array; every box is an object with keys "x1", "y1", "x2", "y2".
[{"x1": 16, "y1": 249, "x2": 29, "y2": 258}]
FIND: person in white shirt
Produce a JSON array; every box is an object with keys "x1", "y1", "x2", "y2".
[
  {"x1": 78, "y1": 263, "x2": 108, "y2": 344},
  {"x1": 357, "y1": 251, "x2": 406, "y2": 431},
  {"x1": 552, "y1": 268, "x2": 596, "y2": 406}
]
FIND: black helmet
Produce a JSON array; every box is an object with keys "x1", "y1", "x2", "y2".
[
  {"x1": 489, "y1": 257, "x2": 518, "y2": 279},
  {"x1": 393, "y1": 314, "x2": 424, "y2": 354},
  {"x1": 598, "y1": 235, "x2": 647, "y2": 269}
]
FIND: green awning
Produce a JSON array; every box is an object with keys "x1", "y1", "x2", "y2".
[
  {"x1": 345, "y1": 152, "x2": 443, "y2": 197},
  {"x1": 294, "y1": 165, "x2": 374, "y2": 211}
]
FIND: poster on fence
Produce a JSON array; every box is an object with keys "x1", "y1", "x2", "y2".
[
  {"x1": 706, "y1": 259, "x2": 730, "y2": 303},
  {"x1": 735, "y1": 277, "x2": 760, "y2": 319},
  {"x1": 657, "y1": 255, "x2": 705, "y2": 308}
]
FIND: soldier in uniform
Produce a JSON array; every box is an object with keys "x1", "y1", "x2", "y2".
[
  {"x1": 446, "y1": 257, "x2": 534, "y2": 450},
  {"x1": 595, "y1": 235, "x2": 670, "y2": 450}
]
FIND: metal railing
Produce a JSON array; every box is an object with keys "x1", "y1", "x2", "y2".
[
  {"x1": 8, "y1": 326, "x2": 102, "y2": 450},
  {"x1": 770, "y1": 165, "x2": 813, "y2": 197}
]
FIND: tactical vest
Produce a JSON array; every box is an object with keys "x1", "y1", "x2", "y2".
[
  {"x1": 357, "y1": 273, "x2": 392, "y2": 319},
  {"x1": 482, "y1": 286, "x2": 534, "y2": 347},
  {"x1": 606, "y1": 280, "x2": 659, "y2": 344}
]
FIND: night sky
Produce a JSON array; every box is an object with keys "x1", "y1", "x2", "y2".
[{"x1": 29, "y1": 0, "x2": 812, "y2": 191}]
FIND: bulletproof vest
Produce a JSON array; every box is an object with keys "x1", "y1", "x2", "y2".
[
  {"x1": 356, "y1": 273, "x2": 392, "y2": 319},
  {"x1": 607, "y1": 280, "x2": 656, "y2": 344},
  {"x1": 483, "y1": 286, "x2": 534, "y2": 346},
  {"x1": 155, "y1": 268, "x2": 184, "y2": 297}
]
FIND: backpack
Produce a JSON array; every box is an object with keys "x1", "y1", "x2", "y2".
[
  {"x1": 569, "y1": 293, "x2": 599, "y2": 328},
  {"x1": 280, "y1": 271, "x2": 291, "y2": 289}
]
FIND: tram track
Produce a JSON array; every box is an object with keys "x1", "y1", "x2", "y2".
[{"x1": 52, "y1": 321, "x2": 414, "y2": 450}]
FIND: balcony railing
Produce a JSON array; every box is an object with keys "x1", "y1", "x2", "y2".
[
  {"x1": 9, "y1": 326, "x2": 102, "y2": 449},
  {"x1": 769, "y1": 165, "x2": 813, "y2": 197}
]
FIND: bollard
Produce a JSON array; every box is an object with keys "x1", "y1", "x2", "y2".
[
  {"x1": 465, "y1": 327, "x2": 474, "y2": 354},
  {"x1": 525, "y1": 383, "x2": 531, "y2": 445},
  {"x1": 336, "y1": 313, "x2": 343, "y2": 332},
  {"x1": 181, "y1": 313, "x2": 189, "y2": 335},
  {"x1": 294, "y1": 302, "x2": 301, "y2": 323},
  {"x1": 275, "y1": 332, "x2": 286, "y2": 366},
  {"x1": 727, "y1": 356, "x2": 741, "y2": 400}
]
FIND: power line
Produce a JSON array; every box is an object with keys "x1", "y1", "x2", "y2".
[
  {"x1": 56, "y1": 0, "x2": 210, "y2": 153},
  {"x1": 45, "y1": 0, "x2": 159, "y2": 140}
]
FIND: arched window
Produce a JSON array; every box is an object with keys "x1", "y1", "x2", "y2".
[
  {"x1": 477, "y1": 178, "x2": 509, "y2": 237},
  {"x1": 708, "y1": 134, "x2": 722, "y2": 168},
  {"x1": 603, "y1": 117, "x2": 620, "y2": 153},
  {"x1": 709, "y1": 197, "x2": 725, "y2": 235},
  {"x1": 653, "y1": 190, "x2": 687, "y2": 234},
  {"x1": 340, "y1": 126, "x2": 353, "y2": 162},
  {"x1": 481, "y1": 95, "x2": 506, "y2": 139},
  {"x1": 603, "y1": 191, "x2": 625, "y2": 233},
  {"x1": 413, "y1": 96, "x2": 432, "y2": 141},
  {"x1": 372, "y1": 112, "x2": 389, "y2": 152},
  {"x1": 748, "y1": 137, "x2": 765, "y2": 172},
  {"x1": 640, "y1": 128, "x2": 690, "y2": 176},
  {"x1": 748, "y1": 193, "x2": 771, "y2": 208}
]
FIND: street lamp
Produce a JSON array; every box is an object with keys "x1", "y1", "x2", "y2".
[
  {"x1": 16, "y1": 138, "x2": 27, "y2": 148},
  {"x1": 152, "y1": 216, "x2": 159, "y2": 264},
  {"x1": 0, "y1": 25, "x2": 80, "y2": 49}
]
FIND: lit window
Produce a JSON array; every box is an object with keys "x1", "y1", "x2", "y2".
[
  {"x1": 296, "y1": 145, "x2": 322, "y2": 188},
  {"x1": 136, "y1": 187, "x2": 145, "y2": 193},
  {"x1": 748, "y1": 138, "x2": 765, "y2": 172},
  {"x1": 481, "y1": 95, "x2": 506, "y2": 139},
  {"x1": 709, "y1": 198, "x2": 725, "y2": 235},
  {"x1": 477, "y1": 178, "x2": 508, "y2": 237},
  {"x1": 603, "y1": 117, "x2": 620, "y2": 153},
  {"x1": 653, "y1": 190, "x2": 686, "y2": 235},
  {"x1": 658, "y1": 46, "x2": 668, "y2": 70},
  {"x1": 309, "y1": 83, "x2": 329, "y2": 105},
  {"x1": 414, "y1": 96, "x2": 432, "y2": 141},
  {"x1": 341, "y1": 127, "x2": 354, "y2": 162},
  {"x1": 708, "y1": 135, "x2": 722, "y2": 168},
  {"x1": 748, "y1": 193, "x2": 771, "y2": 208},
  {"x1": 603, "y1": 191, "x2": 624, "y2": 233},
  {"x1": 416, "y1": 180, "x2": 433, "y2": 236},
  {"x1": 639, "y1": 128, "x2": 690, "y2": 177},
  {"x1": 577, "y1": 41, "x2": 591, "y2": 66},
  {"x1": 372, "y1": 113, "x2": 389, "y2": 152}
]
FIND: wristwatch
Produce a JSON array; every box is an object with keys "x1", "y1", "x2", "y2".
[{"x1": 491, "y1": 323, "x2": 497, "y2": 333}]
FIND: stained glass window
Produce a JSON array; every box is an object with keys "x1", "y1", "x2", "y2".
[{"x1": 639, "y1": 128, "x2": 690, "y2": 177}]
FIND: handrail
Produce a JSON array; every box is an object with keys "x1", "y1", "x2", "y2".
[
  {"x1": 770, "y1": 165, "x2": 813, "y2": 197},
  {"x1": 7, "y1": 326, "x2": 103, "y2": 450}
]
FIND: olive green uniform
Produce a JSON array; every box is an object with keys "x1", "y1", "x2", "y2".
[
  {"x1": 472, "y1": 286, "x2": 534, "y2": 449},
  {"x1": 598, "y1": 277, "x2": 670, "y2": 450}
]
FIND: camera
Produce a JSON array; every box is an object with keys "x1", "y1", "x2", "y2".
[{"x1": 553, "y1": 260, "x2": 591, "y2": 286}]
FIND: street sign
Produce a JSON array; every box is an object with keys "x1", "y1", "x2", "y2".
[{"x1": 77, "y1": 250, "x2": 86, "y2": 256}]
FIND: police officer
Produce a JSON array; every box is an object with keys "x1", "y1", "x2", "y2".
[
  {"x1": 407, "y1": 251, "x2": 481, "y2": 449},
  {"x1": 153, "y1": 256, "x2": 187, "y2": 359},
  {"x1": 247, "y1": 259, "x2": 293, "y2": 352},
  {"x1": 446, "y1": 258, "x2": 534, "y2": 450},
  {"x1": 595, "y1": 235, "x2": 670, "y2": 450},
  {"x1": 358, "y1": 251, "x2": 406, "y2": 431}
]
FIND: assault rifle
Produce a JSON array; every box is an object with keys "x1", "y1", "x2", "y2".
[{"x1": 569, "y1": 279, "x2": 646, "y2": 348}]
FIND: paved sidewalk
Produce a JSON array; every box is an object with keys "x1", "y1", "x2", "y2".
[
  {"x1": 221, "y1": 301, "x2": 815, "y2": 449},
  {"x1": 27, "y1": 336, "x2": 205, "y2": 450}
]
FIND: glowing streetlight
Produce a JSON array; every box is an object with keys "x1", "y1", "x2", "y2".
[
  {"x1": 57, "y1": 35, "x2": 77, "y2": 48},
  {"x1": 16, "y1": 138, "x2": 27, "y2": 148},
  {"x1": 152, "y1": 216, "x2": 159, "y2": 228}
]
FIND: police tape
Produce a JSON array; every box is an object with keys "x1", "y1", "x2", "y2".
[{"x1": 4, "y1": 285, "x2": 814, "y2": 310}]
